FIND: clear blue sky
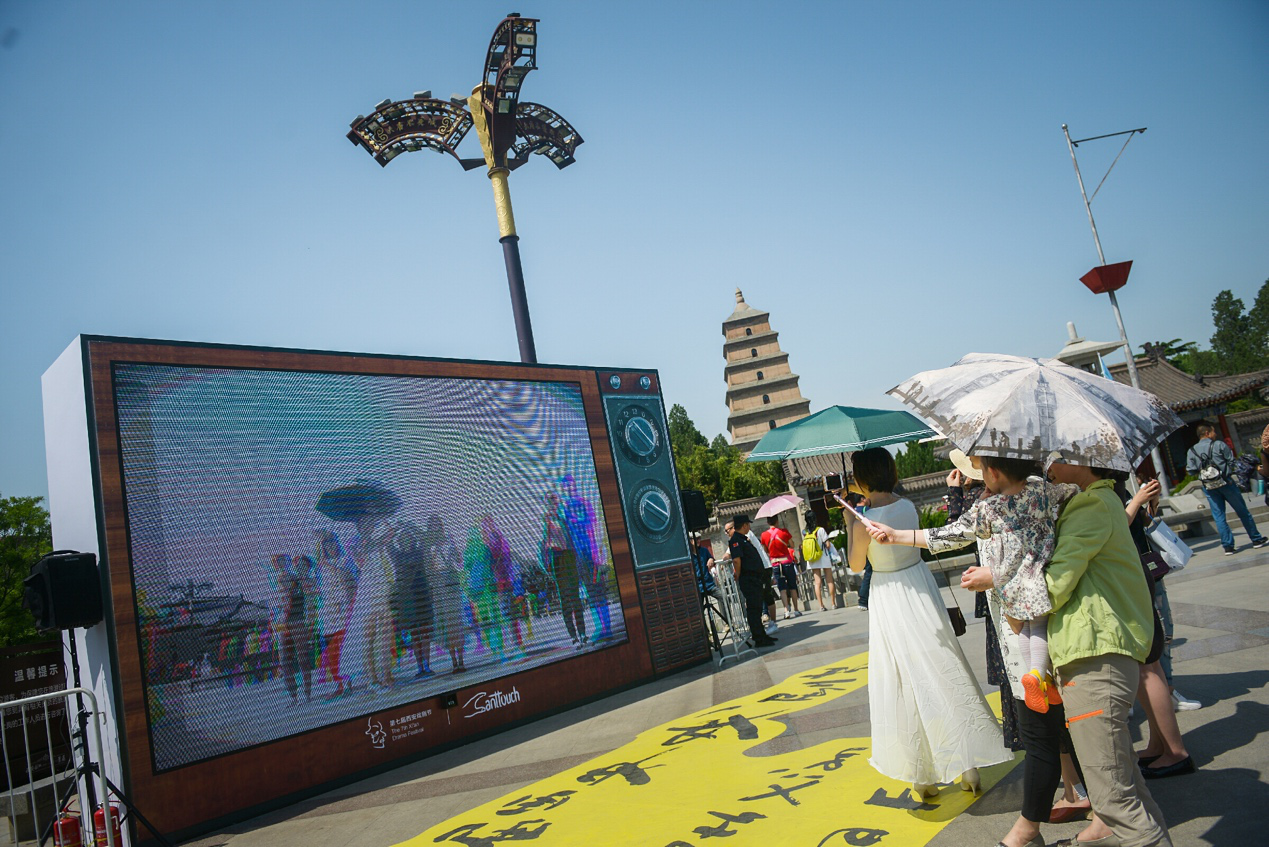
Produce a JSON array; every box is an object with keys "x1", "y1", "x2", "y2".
[{"x1": 2, "y1": 1, "x2": 1267, "y2": 501}]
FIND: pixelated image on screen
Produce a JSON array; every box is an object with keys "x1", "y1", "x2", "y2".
[{"x1": 112, "y1": 364, "x2": 625, "y2": 772}]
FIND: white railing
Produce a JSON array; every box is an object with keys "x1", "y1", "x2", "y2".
[
  {"x1": 710, "y1": 565, "x2": 757, "y2": 666},
  {"x1": 1, "y1": 687, "x2": 116, "y2": 847}
]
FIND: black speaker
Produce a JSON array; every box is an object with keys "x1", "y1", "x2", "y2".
[
  {"x1": 23, "y1": 551, "x2": 103, "y2": 632},
  {"x1": 679, "y1": 489, "x2": 710, "y2": 532}
]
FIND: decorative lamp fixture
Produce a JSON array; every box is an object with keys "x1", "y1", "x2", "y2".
[{"x1": 346, "y1": 14, "x2": 584, "y2": 364}]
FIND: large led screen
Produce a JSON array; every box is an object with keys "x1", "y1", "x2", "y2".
[{"x1": 111, "y1": 364, "x2": 626, "y2": 772}]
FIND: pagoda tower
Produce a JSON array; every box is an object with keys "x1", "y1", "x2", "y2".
[{"x1": 723, "y1": 288, "x2": 811, "y2": 454}]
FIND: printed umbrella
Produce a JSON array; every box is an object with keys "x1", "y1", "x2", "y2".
[
  {"x1": 887, "y1": 352, "x2": 1184, "y2": 471},
  {"x1": 755, "y1": 493, "x2": 804, "y2": 519},
  {"x1": 745, "y1": 405, "x2": 938, "y2": 463},
  {"x1": 315, "y1": 482, "x2": 402, "y2": 523}
]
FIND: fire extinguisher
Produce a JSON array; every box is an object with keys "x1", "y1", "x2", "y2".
[
  {"x1": 92, "y1": 805, "x2": 121, "y2": 846},
  {"x1": 53, "y1": 810, "x2": 82, "y2": 847}
]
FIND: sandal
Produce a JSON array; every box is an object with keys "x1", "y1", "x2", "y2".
[
  {"x1": 1049, "y1": 801, "x2": 1091, "y2": 823},
  {"x1": 1022, "y1": 670, "x2": 1050, "y2": 714}
]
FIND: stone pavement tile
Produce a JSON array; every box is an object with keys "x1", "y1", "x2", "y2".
[
  {"x1": 1172, "y1": 631, "x2": 1269, "y2": 662},
  {"x1": 1170, "y1": 567, "x2": 1269, "y2": 614},
  {"x1": 1170, "y1": 601, "x2": 1269, "y2": 632},
  {"x1": 1169, "y1": 623, "x2": 1230, "y2": 647}
]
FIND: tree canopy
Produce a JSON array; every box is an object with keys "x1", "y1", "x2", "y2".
[
  {"x1": 1146, "y1": 278, "x2": 1269, "y2": 378},
  {"x1": 668, "y1": 405, "x2": 787, "y2": 505},
  {"x1": 0, "y1": 494, "x2": 51, "y2": 647},
  {"x1": 895, "y1": 440, "x2": 953, "y2": 479}
]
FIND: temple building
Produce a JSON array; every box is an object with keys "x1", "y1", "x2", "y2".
[
  {"x1": 1053, "y1": 322, "x2": 1269, "y2": 482},
  {"x1": 722, "y1": 288, "x2": 811, "y2": 454},
  {"x1": 1107, "y1": 349, "x2": 1269, "y2": 482}
]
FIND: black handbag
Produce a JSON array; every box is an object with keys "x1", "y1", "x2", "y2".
[{"x1": 1141, "y1": 550, "x2": 1170, "y2": 584}]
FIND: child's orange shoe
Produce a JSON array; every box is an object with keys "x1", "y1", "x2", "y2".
[
  {"x1": 1022, "y1": 670, "x2": 1050, "y2": 714},
  {"x1": 1045, "y1": 673, "x2": 1063, "y2": 706}
]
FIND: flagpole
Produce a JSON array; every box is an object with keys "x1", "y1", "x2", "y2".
[{"x1": 1063, "y1": 124, "x2": 1171, "y2": 495}]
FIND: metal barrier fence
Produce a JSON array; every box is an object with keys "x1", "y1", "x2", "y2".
[
  {"x1": 710, "y1": 564, "x2": 756, "y2": 666},
  {"x1": 1, "y1": 686, "x2": 116, "y2": 847}
]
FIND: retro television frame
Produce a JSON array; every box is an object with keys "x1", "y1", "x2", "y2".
[{"x1": 42, "y1": 336, "x2": 708, "y2": 841}]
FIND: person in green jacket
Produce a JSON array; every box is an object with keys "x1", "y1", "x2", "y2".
[{"x1": 1043, "y1": 461, "x2": 1172, "y2": 847}]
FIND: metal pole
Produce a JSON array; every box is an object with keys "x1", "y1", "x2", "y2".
[
  {"x1": 1063, "y1": 125, "x2": 1171, "y2": 494},
  {"x1": 486, "y1": 166, "x2": 537, "y2": 364},
  {"x1": 500, "y1": 234, "x2": 537, "y2": 364},
  {"x1": 1064, "y1": 125, "x2": 1108, "y2": 267}
]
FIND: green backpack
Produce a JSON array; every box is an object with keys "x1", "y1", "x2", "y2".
[{"x1": 802, "y1": 531, "x2": 822, "y2": 563}]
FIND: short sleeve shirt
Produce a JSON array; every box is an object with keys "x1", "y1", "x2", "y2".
[
  {"x1": 729, "y1": 531, "x2": 766, "y2": 575},
  {"x1": 760, "y1": 527, "x2": 794, "y2": 564}
]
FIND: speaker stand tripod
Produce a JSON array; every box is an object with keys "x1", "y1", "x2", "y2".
[{"x1": 41, "y1": 631, "x2": 175, "y2": 847}]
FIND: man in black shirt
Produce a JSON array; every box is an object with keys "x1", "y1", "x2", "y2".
[{"x1": 729, "y1": 515, "x2": 777, "y2": 648}]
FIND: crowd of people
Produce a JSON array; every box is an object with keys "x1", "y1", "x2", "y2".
[
  {"x1": 258, "y1": 476, "x2": 616, "y2": 703},
  {"x1": 690, "y1": 509, "x2": 845, "y2": 648},
  {"x1": 699, "y1": 421, "x2": 1269, "y2": 847}
]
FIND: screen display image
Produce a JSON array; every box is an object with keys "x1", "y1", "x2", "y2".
[{"x1": 111, "y1": 364, "x2": 625, "y2": 772}]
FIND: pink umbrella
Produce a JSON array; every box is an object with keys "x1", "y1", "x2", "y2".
[{"x1": 755, "y1": 493, "x2": 803, "y2": 519}]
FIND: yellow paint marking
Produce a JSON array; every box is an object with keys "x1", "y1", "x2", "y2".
[{"x1": 397, "y1": 651, "x2": 1021, "y2": 847}]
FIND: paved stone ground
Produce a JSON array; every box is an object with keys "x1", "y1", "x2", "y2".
[{"x1": 181, "y1": 528, "x2": 1269, "y2": 847}]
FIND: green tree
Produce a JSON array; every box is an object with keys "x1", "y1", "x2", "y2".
[
  {"x1": 895, "y1": 440, "x2": 952, "y2": 479},
  {"x1": 668, "y1": 403, "x2": 708, "y2": 456},
  {"x1": 1209, "y1": 280, "x2": 1269, "y2": 373},
  {"x1": 1144, "y1": 279, "x2": 1269, "y2": 377},
  {"x1": 0, "y1": 494, "x2": 51, "y2": 646},
  {"x1": 1248, "y1": 279, "x2": 1269, "y2": 363},
  {"x1": 1210, "y1": 290, "x2": 1257, "y2": 372},
  {"x1": 668, "y1": 405, "x2": 786, "y2": 504}
]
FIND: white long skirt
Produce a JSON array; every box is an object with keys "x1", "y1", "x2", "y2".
[{"x1": 867, "y1": 561, "x2": 1011, "y2": 784}]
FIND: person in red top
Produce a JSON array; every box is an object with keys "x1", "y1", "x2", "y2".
[{"x1": 761, "y1": 518, "x2": 801, "y2": 619}]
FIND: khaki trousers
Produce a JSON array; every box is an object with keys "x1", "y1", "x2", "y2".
[{"x1": 1059, "y1": 653, "x2": 1172, "y2": 847}]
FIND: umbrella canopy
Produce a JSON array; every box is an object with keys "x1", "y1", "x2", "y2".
[
  {"x1": 755, "y1": 493, "x2": 803, "y2": 519},
  {"x1": 315, "y1": 482, "x2": 402, "y2": 523},
  {"x1": 887, "y1": 352, "x2": 1184, "y2": 472},
  {"x1": 745, "y1": 406, "x2": 938, "y2": 463}
]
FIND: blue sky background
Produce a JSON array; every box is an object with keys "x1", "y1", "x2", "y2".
[{"x1": 3, "y1": 1, "x2": 1267, "y2": 501}]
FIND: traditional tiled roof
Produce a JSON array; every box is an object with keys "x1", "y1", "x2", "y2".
[
  {"x1": 781, "y1": 452, "x2": 853, "y2": 485},
  {"x1": 1107, "y1": 356, "x2": 1269, "y2": 412}
]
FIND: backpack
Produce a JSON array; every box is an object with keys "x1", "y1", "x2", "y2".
[
  {"x1": 1234, "y1": 453, "x2": 1259, "y2": 492},
  {"x1": 1197, "y1": 443, "x2": 1227, "y2": 491},
  {"x1": 802, "y1": 531, "x2": 823, "y2": 563}
]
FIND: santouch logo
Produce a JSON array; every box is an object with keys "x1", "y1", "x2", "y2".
[{"x1": 462, "y1": 687, "x2": 522, "y2": 718}]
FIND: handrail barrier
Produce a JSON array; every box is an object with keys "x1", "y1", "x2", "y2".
[{"x1": 1, "y1": 686, "x2": 116, "y2": 847}]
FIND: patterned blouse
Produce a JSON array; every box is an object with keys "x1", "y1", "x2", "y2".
[{"x1": 926, "y1": 478, "x2": 1080, "y2": 620}]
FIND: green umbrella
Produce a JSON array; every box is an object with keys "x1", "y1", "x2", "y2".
[{"x1": 744, "y1": 406, "x2": 938, "y2": 463}]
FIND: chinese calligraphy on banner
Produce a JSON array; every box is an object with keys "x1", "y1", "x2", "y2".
[{"x1": 396, "y1": 652, "x2": 1020, "y2": 847}]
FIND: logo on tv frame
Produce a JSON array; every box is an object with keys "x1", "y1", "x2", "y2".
[{"x1": 462, "y1": 687, "x2": 523, "y2": 719}]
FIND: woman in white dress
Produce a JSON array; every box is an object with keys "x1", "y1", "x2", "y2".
[{"x1": 843, "y1": 447, "x2": 1010, "y2": 798}]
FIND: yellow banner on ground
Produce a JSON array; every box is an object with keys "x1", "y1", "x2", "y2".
[{"x1": 398, "y1": 652, "x2": 1021, "y2": 847}]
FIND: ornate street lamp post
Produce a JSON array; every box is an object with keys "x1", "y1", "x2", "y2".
[{"x1": 346, "y1": 14, "x2": 583, "y2": 363}]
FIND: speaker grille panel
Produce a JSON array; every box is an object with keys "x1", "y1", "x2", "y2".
[{"x1": 637, "y1": 565, "x2": 708, "y2": 673}]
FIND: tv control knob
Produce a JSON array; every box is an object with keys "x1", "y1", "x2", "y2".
[
  {"x1": 634, "y1": 484, "x2": 674, "y2": 539},
  {"x1": 616, "y1": 404, "x2": 663, "y2": 467}
]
